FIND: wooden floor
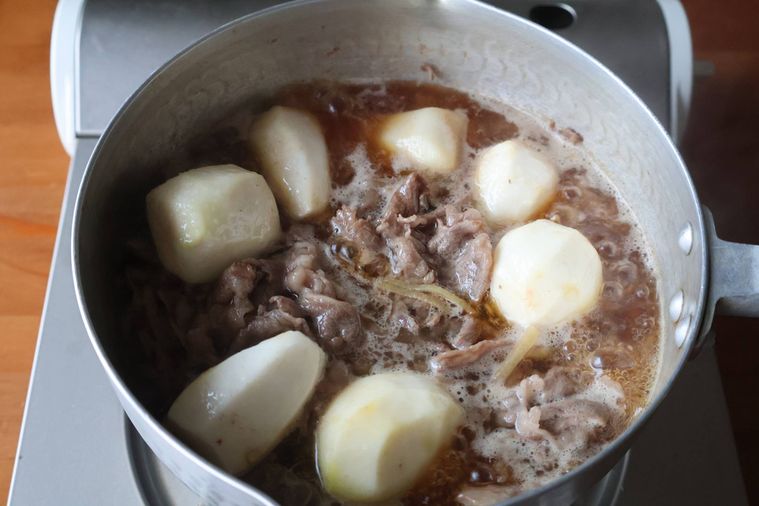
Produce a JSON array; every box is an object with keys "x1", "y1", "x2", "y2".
[{"x1": 0, "y1": 0, "x2": 756, "y2": 503}]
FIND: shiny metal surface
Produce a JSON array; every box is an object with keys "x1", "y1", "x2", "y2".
[
  {"x1": 694, "y1": 208, "x2": 759, "y2": 356},
  {"x1": 11, "y1": 134, "x2": 745, "y2": 505},
  {"x1": 7, "y1": 0, "x2": 748, "y2": 504},
  {"x1": 71, "y1": 0, "x2": 710, "y2": 504},
  {"x1": 127, "y1": 337, "x2": 750, "y2": 506},
  {"x1": 76, "y1": 0, "x2": 280, "y2": 135},
  {"x1": 708, "y1": 212, "x2": 759, "y2": 317},
  {"x1": 126, "y1": 426, "x2": 630, "y2": 506},
  {"x1": 77, "y1": 0, "x2": 671, "y2": 135},
  {"x1": 618, "y1": 341, "x2": 746, "y2": 505},
  {"x1": 129, "y1": 422, "x2": 630, "y2": 506},
  {"x1": 8, "y1": 139, "x2": 148, "y2": 505}
]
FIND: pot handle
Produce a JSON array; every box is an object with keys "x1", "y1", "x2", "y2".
[
  {"x1": 698, "y1": 207, "x2": 759, "y2": 351},
  {"x1": 706, "y1": 208, "x2": 759, "y2": 317}
]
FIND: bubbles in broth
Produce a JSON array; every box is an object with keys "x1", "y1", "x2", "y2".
[{"x1": 124, "y1": 81, "x2": 661, "y2": 505}]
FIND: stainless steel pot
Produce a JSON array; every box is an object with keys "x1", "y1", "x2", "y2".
[{"x1": 70, "y1": 1, "x2": 758, "y2": 504}]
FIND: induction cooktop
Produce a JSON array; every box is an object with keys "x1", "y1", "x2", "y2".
[{"x1": 9, "y1": 1, "x2": 747, "y2": 505}]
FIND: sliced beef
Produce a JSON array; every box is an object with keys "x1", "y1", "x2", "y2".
[
  {"x1": 452, "y1": 233, "x2": 494, "y2": 302},
  {"x1": 541, "y1": 366, "x2": 593, "y2": 403},
  {"x1": 284, "y1": 241, "x2": 338, "y2": 298},
  {"x1": 514, "y1": 406, "x2": 547, "y2": 440},
  {"x1": 428, "y1": 206, "x2": 493, "y2": 302},
  {"x1": 390, "y1": 298, "x2": 421, "y2": 335},
  {"x1": 142, "y1": 273, "x2": 219, "y2": 371},
  {"x1": 269, "y1": 294, "x2": 306, "y2": 316},
  {"x1": 332, "y1": 206, "x2": 383, "y2": 250},
  {"x1": 540, "y1": 399, "x2": 616, "y2": 449},
  {"x1": 229, "y1": 296, "x2": 312, "y2": 354},
  {"x1": 377, "y1": 172, "x2": 450, "y2": 236},
  {"x1": 378, "y1": 173, "x2": 429, "y2": 235},
  {"x1": 448, "y1": 315, "x2": 501, "y2": 350},
  {"x1": 331, "y1": 206, "x2": 386, "y2": 272},
  {"x1": 515, "y1": 374, "x2": 545, "y2": 406},
  {"x1": 127, "y1": 254, "x2": 301, "y2": 391},
  {"x1": 386, "y1": 235, "x2": 435, "y2": 282},
  {"x1": 203, "y1": 258, "x2": 287, "y2": 353},
  {"x1": 496, "y1": 375, "x2": 550, "y2": 439},
  {"x1": 284, "y1": 240, "x2": 362, "y2": 351},
  {"x1": 388, "y1": 297, "x2": 444, "y2": 340},
  {"x1": 134, "y1": 274, "x2": 216, "y2": 370},
  {"x1": 299, "y1": 292, "x2": 362, "y2": 351},
  {"x1": 126, "y1": 267, "x2": 218, "y2": 408},
  {"x1": 500, "y1": 375, "x2": 555, "y2": 441},
  {"x1": 450, "y1": 316, "x2": 481, "y2": 349},
  {"x1": 210, "y1": 260, "x2": 258, "y2": 328},
  {"x1": 374, "y1": 174, "x2": 437, "y2": 282},
  {"x1": 431, "y1": 338, "x2": 511, "y2": 371},
  {"x1": 222, "y1": 258, "x2": 285, "y2": 301},
  {"x1": 180, "y1": 316, "x2": 218, "y2": 368},
  {"x1": 496, "y1": 367, "x2": 621, "y2": 449},
  {"x1": 428, "y1": 207, "x2": 485, "y2": 256},
  {"x1": 395, "y1": 209, "x2": 445, "y2": 229},
  {"x1": 504, "y1": 368, "x2": 590, "y2": 409},
  {"x1": 209, "y1": 258, "x2": 284, "y2": 335}
]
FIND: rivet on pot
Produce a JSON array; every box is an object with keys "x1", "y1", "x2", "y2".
[
  {"x1": 674, "y1": 314, "x2": 692, "y2": 348},
  {"x1": 669, "y1": 290, "x2": 684, "y2": 322},
  {"x1": 678, "y1": 223, "x2": 693, "y2": 255}
]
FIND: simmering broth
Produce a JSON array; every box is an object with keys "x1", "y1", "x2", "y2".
[{"x1": 124, "y1": 82, "x2": 660, "y2": 505}]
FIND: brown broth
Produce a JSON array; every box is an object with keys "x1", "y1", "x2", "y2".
[
  {"x1": 255, "y1": 82, "x2": 659, "y2": 504},
  {"x1": 128, "y1": 81, "x2": 661, "y2": 505}
]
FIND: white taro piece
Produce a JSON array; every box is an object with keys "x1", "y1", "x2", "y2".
[
  {"x1": 166, "y1": 331, "x2": 326, "y2": 475},
  {"x1": 378, "y1": 107, "x2": 468, "y2": 175},
  {"x1": 146, "y1": 164, "x2": 281, "y2": 284},
  {"x1": 249, "y1": 106, "x2": 331, "y2": 219},
  {"x1": 317, "y1": 372, "x2": 465, "y2": 502},
  {"x1": 475, "y1": 139, "x2": 559, "y2": 225},
  {"x1": 490, "y1": 219, "x2": 603, "y2": 327}
]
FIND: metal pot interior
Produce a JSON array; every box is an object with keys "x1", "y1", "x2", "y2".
[{"x1": 73, "y1": 0, "x2": 707, "y2": 503}]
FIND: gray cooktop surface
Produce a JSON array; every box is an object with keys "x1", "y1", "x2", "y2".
[
  {"x1": 9, "y1": 1, "x2": 747, "y2": 505},
  {"x1": 76, "y1": 0, "x2": 671, "y2": 135}
]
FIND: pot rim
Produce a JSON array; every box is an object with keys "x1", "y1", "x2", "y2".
[{"x1": 70, "y1": 0, "x2": 710, "y2": 503}]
